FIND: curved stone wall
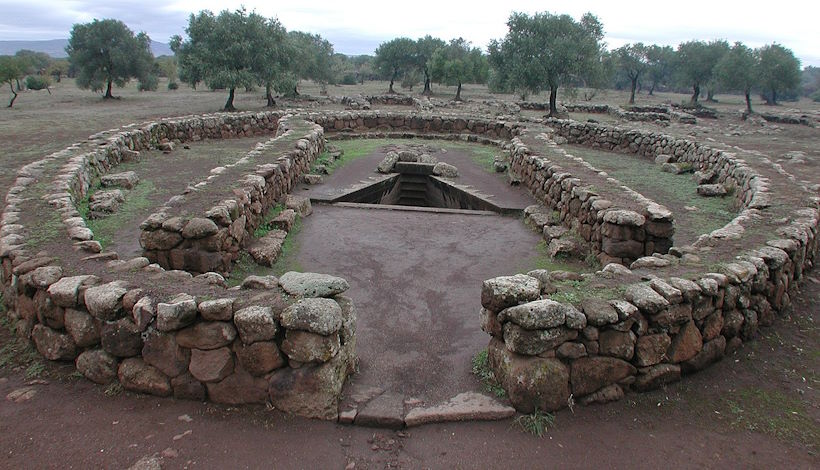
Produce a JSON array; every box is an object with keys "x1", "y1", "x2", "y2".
[
  {"x1": 1, "y1": 109, "x2": 817, "y2": 423},
  {"x1": 482, "y1": 119, "x2": 819, "y2": 413}
]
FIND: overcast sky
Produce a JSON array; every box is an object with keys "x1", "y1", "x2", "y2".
[{"x1": 1, "y1": 0, "x2": 818, "y2": 66}]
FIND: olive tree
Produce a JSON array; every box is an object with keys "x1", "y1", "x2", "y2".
[
  {"x1": 66, "y1": 19, "x2": 154, "y2": 99},
  {"x1": 614, "y1": 43, "x2": 648, "y2": 104},
  {"x1": 374, "y1": 37, "x2": 416, "y2": 93},
  {"x1": 757, "y1": 43, "x2": 801, "y2": 105},
  {"x1": 645, "y1": 45, "x2": 675, "y2": 95},
  {"x1": 416, "y1": 35, "x2": 445, "y2": 95},
  {"x1": 429, "y1": 38, "x2": 487, "y2": 101},
  {"x1": 489, "y1": 11, "x2": 604, "y2": 116},
  {"x1": 173, "y1": 9, "x2": 284, "y2": 111},
  {"x1": 714, "y1": 42, "x2": 759, "y2": 114},
  {"x1": 675, "y1": 40, "x2": 727, "y2": 104},
  {"x1": 0, "y1": 56, "x2": 23, "y2": 107}
]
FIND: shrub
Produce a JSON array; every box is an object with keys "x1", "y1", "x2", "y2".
[
  {"x1": 340, "y1": 74, "x2": 357, "y2": 85},
  {"x1": 138, "y1": 75, "x2": 158, "y2": 91},
  {"x1": 811, "y1": 90, "x2": 820, "y2": 103},
  {"x1": 168, "y1": 81, "x2": 179, "y2": 90},
  {"x1": 25, "y1": 75, "x2": 50, "y2": 90}
]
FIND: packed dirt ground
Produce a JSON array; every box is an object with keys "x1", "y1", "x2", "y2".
[{"x1": 1, "y1": 79, "x2": 818, "y2": 468}]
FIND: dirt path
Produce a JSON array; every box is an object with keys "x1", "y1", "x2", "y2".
[
  {"x1": 2, "y1": 276, "x2": 816, "y2": 469},
  {"x1": 293, "y1": 205, "x2": 542, "y2": 404}
]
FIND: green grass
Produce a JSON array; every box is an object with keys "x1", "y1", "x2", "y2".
[
  {"x1": 104, "y1": 382, "x2": 123, "y2": 397},
  {"x1": 228, "y1": 217, "x2": 304, "y2": 287},
  {"x1": 321, "y1": 138, "x2": 404, "y2": 173},
  {"x1": 522, "y1": 239, "x2": 595, "y2": 274},
  {"x1": 565, "y1": 145, "x2": 736, "y2": 239},
  {"x1": 723, "y1": 387, "x2": 819, "y2": 448},
  {"x1": 514, "y1": 408, "x2": 556, "y2": 437},
  {"x1": 253, "y1": 203, "x2": 286, "y2": 238},
  {"x1": 78, "y1": 180, "x2": 157, "y2": 248},
  {"x1": 23, "y1": 203, "x2": 62, "y2": 250},
  {"x1": 471, "y1": 349, "x2": 506, "y2": 398},
  {"x1": 0, "y1": 337, "x2": 44, "y2": 376},
  {"x1": 546, "y1": 278, "x2": 627, "y2": 306},
  {"x1": 443, "y1": 141, "x2": 499, "y2": 172}
]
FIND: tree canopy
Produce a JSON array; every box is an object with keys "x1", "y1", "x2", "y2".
[
  {"x1": 675, "y1": 40, "x2": 728, "y2": 104},
  {"x1": 714, "y1": 42, "x2": 759, "y2": 113},
  {"x1": 287, "y1": 31, "x2": 334, "y2": 95},
  {"x1": 172, "y1": 8, "x2": 286, "y2": 110},
  {"x1": 430, "y1": 38, "x2": 487, "y2": 101},
  {"x1": 757, "y1": 43, "x2": 801, "y2": 105},
  {"x1": 645, "y1": 45, "x2": 675, "y2": 95},
  {"x1": 66, "y1": 19, "x2": 154, "y2": 99},
  {"x1": 489, "y1": 11, "x2": 604, "y2": 116},
  {"x1": 374, "y1": 37, "x2": 416, "y2": 93}
]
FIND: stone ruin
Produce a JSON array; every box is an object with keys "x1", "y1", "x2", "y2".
[{"x1": 1, "y1": 105, "x2": 817, "y2": 424}]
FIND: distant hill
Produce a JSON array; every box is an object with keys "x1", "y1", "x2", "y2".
[{"x1": 0, "y1": 39, "x2": 174, "y2": 57}]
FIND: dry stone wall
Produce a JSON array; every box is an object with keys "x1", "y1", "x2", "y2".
[
  {"x1": 482, "y1": 119, "x2": 819, "y2": 413},
  {"x1": 0, "y1": 111, "x2": 354, "y2": 420},
  {"x1": 2, "y1": 108, "x2": 818, "y2": 423},
  {"x1": 510, "y1": 132, "x2": 674, "y2": 265},
  {"x1": 139, "y1": 117, "x2": 325, "y2": 274}
]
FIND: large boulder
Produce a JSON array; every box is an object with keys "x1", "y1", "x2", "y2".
[
  {"x1": 75, "y1": 349, "x2": 118, "y2": 384},
  {"x1": 502, "y1": 323, "x2": 577, "y2": 355},
  {"x1": 118, "y1": 358, "x2": 171, "y2": 396},
  {"x1": 84, "y1": 282, "x2": 128, "y2": 321},
  {"x1": 234, "y1": 341, "x2": 286, "y2": 376},
  {"x1": 247, "y1": 230, "x2": 287, "y2": 267},
  {"x1": 142, "y1": 331, "x2": 190, "y2": 377},
  {"x1": 189, "y1": 347, "x2": 234, "y2": 383},
  {"x1": 233, "y1": 306, "x2": 278, "y2": 344},
  {"x1": 101, "y1": 171, "x2": 139, "y2": 189},
  {"x1": 279, "y1": 272, "x2": 350, "y2": 298},
  {"x1": 488, "y1": 338, "x2": 570, "y2": 413},
  {"x1": 31, "y1": 324, "x2": 77, "y2": 361},
  {"x1": 281, "y1": 330, "x2": 340, "y2": 363},
  {"x1": 64, "y1": 308, "x2": 101, "y2": 347},
  {"x1": 481, "y1": 274, "x2": 540, "y2": 312},
  {"x1": 175, "y1": 322, "x2": 237, "y2": 350},
  {"x1": 625, "y1": 284, "x2": 669, "y2": 314},
  {"x1": 279, "y1": 298, "x2": 342, "y2": 335},
  {"x1": 181, "y1": 218, "x2": 219, "y2": 239},
  {"x1": 206, "y1": 366, "x2": 268, "y2": 405},
  {"x1": 156, "y1": 295, "x2": 197, "y2": 332},
  {"x1": 268, "y1": 346, "x2": 351, "y2": 420},
  {"x1": 47, "y1": 275, "x2": 99, "y2": 308},
  {"x1": 100, "y1": 318, "x2": 143, "y2": 357},
  {"x1": 497, "y1": 299, "x2": 567, "y2": 330},
  {"x1": 570, "y1": 356, "x2": 636, "y2": 397}
]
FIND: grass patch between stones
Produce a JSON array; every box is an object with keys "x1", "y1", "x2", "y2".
[
  {"x1": 79, "y1": 180, "x2": 157, "y2": 249},
  {"x1": 565, "y1": 145, "x2": 737, "y2": 241},
  {"x1": 471, "y1": 349, "x2": 506, "y2": 398},
  {"x1": 514, "y1": 408, "x2": 556, "y2": 437}
]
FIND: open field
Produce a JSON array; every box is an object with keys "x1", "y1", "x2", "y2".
[{"x1": 1, "y1": 78, "x2": 818, "y2": 468}]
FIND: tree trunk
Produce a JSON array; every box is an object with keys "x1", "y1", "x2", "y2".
[
  {"x1": 15, "y1": 78, "x2": 21, "y2": 91},
  {"x1": 629, "y1": 78, "x2": 637, "y2": 104},
  {"x1": 649, "y1": 81, "x2": 656, "y2": 96},
  {"x1": 103, "y1": 80, "x2": 115, "y2": 99},
  {"x1": 706, "y1": 88, "x2": 717, "y2": 102},
  {"x1": 691, "y1": 84, "x2": 700, "y2": 104},
  {"x1": 455, "y1": 81, "x2": 462, "y2": 101},
  {"x1": 388, "y1": 70, "x2": 396, "y2": 94},
  {"x1": 224, "y1": 87, "x2": 236, "y2": 111},
  {"x1": 422, "y1": 68, "x2": 432, "y2": 96},
  {"x1": 548, "y1": 85, "x2": 558, "y2": 117},
  {"x1": 771, "y1": 89, "x2": 778, "y2": 105},
  {"x1": 7, "y1": 82, "x2": 18, "y2": 108},
  {"x1": 744, "y1": 90, "x2": 753, "y2": 114},
  {"x1": 265, "y1": 84, "x2": 275, "y2": 107}
]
